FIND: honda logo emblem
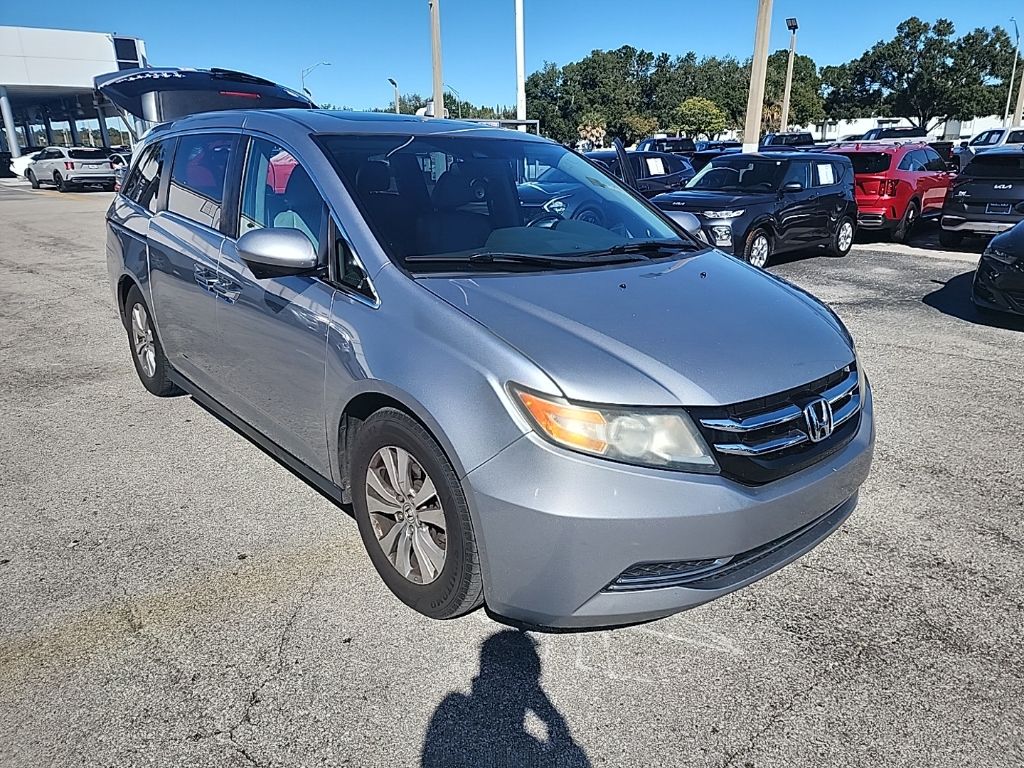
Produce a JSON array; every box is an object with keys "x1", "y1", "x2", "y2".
[{"x1": 803, "y1": 398, "x2": 834, "y2": 443}]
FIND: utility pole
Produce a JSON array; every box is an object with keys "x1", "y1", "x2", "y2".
[
  {"x1": 1005, "y1": 18, "x2": 1019, "y2": 126},
  {"x1": 779, "y1": 17, "x2": 799, "y2": 132},
  {"x1": 388, "y1": 78, "x2": 400, "y2": 114},
  {"x1": 515, "y1": 0, "x2": 527, "y2": 130},
  {"x1": 743, "y1": 0, "x2": 774, "y2": 152},
  {"x1": 429, "y1": 0, "x2": 445, "y2": 118}
]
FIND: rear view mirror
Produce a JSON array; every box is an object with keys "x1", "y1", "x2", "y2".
[
  {"x1": 781, "y1": 181, "x2": 804, "y2": 193},
  {"x1": 237, "y1": 228, "x2": 318, "y2": 280}
]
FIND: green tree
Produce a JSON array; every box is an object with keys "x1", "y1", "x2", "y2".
[
  {"x1": 671, "y1": 97, "x2": 727, "y2": 138},
  {"x1": 763, "y1": 50, "x2": 824, "y2": 131}
]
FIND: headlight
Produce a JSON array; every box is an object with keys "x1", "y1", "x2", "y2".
[
  {"x1": 543, "y1": 196, "x2": 568, "y2": 216},
  {"x1": 509, "y1": 385, "x2": 717, "y2": 472},
  {"x1": 704, "y1": 209, "x2": 744, "y2": 219},
  {"x1": 983, "y1": 246, "x2": 1017, "y2": 265},
  {"x1": 710, "y1": 225, "x2": 733, "y2": 246},
  {"x1": 856, "y1": 356, "x2": 867, "y2": 398}
]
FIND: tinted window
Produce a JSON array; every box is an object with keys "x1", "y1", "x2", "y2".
[
  {"x1": 970, "y1": 130, "x2": 1004, "y2": 147},
  {"x1": 69, "y1": 148, "x2": 111, "y2": 160},
  {"x1": 781, "y1": 161, "x2": 811, "y2": 188},
  {"x1": 1007, "y1": 130, "x2": 1024, "y2": 144},
  {"x1": 654, "y1": 138, "x2": 696, "y2": 153},
  {"x1": 812, "y1": 162, "x2": 837, "y2": 186},
  {"x1": 835, "y1": 152, "x2": 891, "y2": 174},
  {"x1": 167, "y1": 133, "x2": 235, "y2": 229},
  {"x1": 122, "y1": 142, "x2": 167, "y2": 214},
  {"x1": 240, "y1": 138, "x2": 323, "y2": 250},
  {"x1": 688, "y1": 157, "x2": 786, "y2": 191},
  {"x1": 922, "y1": 148, "x2": 947, "y2": 172},
  {"x1": 319, "y1": 134, "x2": 683, "y2": 268},
  {"x1": 964, "y1": 154, "x2": 1024, "y2": 179}
]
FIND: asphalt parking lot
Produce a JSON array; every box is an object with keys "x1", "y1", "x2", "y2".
[{"x1": 1, "y1": 180, "x2": 1022, "y2": 768}]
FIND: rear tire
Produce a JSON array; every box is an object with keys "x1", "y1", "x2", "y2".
[
  {"x1": 26, "y1": 169, "x2": 40, "y2": 189},
  {"x1": 54, "y1": 172, "x2": 71, "y2": 193},
  {"x1": 124, "y1": 285, "x2": 181, "y2": 397},
  {"x1": 828, "y1": 217, "x2": 855, "y2": 257},
  {"x1": 350, "y1": 408, "x2": 484, "y2": 620},
  {"x1": 939, "y1": 229, "x2": 964, "y2": 248},
  {"x1": 892, "y1": 200, "x2": 919, "y2": 244},
  {"x1": 743, "y1": 228, "x2": 772, "y2": 268}
]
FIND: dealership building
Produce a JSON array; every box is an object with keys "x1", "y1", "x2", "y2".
[{"x1": 0, "y1": 25, "x2": 147, "y2": 157}]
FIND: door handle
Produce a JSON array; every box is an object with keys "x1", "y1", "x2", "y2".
[{"x1": 194, "y1": 264, "x2": 219, "y2": 289}]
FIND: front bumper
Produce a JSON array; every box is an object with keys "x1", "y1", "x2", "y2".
[
  {"x1": 972, "y1": 257, "x2": 1024, "y2": 316},
  {"x1": 465, "y1": 386, "x2": 875, "y2": 629}
]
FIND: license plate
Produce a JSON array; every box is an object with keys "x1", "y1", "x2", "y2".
[{"x1": 986, "y1": 203, "x2": 1011, "y2": 214}]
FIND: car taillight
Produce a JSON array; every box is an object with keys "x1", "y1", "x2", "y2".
[
  {"x1": 64, "y1": 161, "x2": 74, "y2": 170},
  {"x1": 880, "y1": 179, "x2": 899, "y2": 196}
]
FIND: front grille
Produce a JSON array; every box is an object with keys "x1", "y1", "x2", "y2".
[
  {"x1": 605, "y1": 499, "x2": 852, "y2": 592},
  {"x1": 688, "y1": 365, "x2": 862, "y2": 485}
]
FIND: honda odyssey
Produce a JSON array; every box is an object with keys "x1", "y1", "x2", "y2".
[{"x1": 100, "y1": 68, "x2": 874, "y2": 629}]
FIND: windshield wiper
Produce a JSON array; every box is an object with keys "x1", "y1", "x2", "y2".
[
  {"x1": 405, "y1": 251, "x2": 647, "y2": 267},
  {"x1": 576, "y1": 239, "x2": 700, "y2": 258}
]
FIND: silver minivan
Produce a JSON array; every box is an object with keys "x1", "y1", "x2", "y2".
[{"x1": 101, "y1": 69, "x2": 874, "y2": 629}]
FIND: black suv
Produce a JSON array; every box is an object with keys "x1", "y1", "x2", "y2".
[
  {"x1": 760, "y1": 132, "x2": 816, "y2": 149},
  {"x1": 940, "y1": 148, "x2": 1024, "y2": 247},
  {"x1": 652, "y1": 152, "x2": 857, "y2": 268},
  {"x1": 635, "y1": 136, "x2": 697, "y2": 156},
  {"x1": 861, "y1": 126, "x2": 927, "y2": 141}
]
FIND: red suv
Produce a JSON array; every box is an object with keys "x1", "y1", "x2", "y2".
[{"x1": 826, "y1": 142, "x2": 955, "y2": 242}]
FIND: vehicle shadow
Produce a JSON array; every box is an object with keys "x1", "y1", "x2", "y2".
[
  {"x1": 421, "y1": 630, "x2": 591, "y2": 768},
  {"x1": 922, "y1": 271, "x2": 1024, "y2": 330}
]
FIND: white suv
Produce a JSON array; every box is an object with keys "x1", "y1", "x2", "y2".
[
  {"x1": 957, "y1": 127, "x2": 1024, "y2": 169},
  {"x1": 25, "y1": 147, "x2": 116, "y2": 192}
]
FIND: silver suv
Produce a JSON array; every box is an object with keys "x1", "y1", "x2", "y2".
[{"x1": 101, "y1": 68, "x2": 874, "y2": 629}]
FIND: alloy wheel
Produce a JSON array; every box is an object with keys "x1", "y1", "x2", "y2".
[
  {"x1": 130, "y1": 302, "x2": 157, "y2": 378},
  {"x1": 748, "y1": 234, "x2": 770, "y2": 268},
  {"x1": 365, "y1": 446, "x2": 447, "y2": 585},
  {"x1": 838, "y1": 221, "x2": 854, "y2": 253}
]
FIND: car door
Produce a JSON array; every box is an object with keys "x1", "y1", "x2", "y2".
[
  {"x1": 634, "y1": 153, "x2": 680, "y2": 197},
  {"x1": 146, "y1": 132, "x2": 238, "y2": 393},
  {"x1": 214, "y1": 135, "x2": 337, "y2": 477},
  {"x1": 810, "y1": 159, "x2": 845, "y2": 241},
  {"x1": 776, "y1": 160, "x2": 819, "y2": 248},
  {"x1": 34, "y1": 148, "x2": 59, "y2": 180},
  {"x1": 920, "y1": 147, "x2": 953, "y2": 213}
]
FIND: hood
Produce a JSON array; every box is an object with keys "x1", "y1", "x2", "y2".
[
  {"x1": 654, "y1": 190, "x2": 776, "y2": 211},
  {"x1": 418, "y1": 252, "x2": 855, "y2": 407}
]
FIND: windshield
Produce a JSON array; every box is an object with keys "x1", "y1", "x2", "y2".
[
  {"x1": 834, "y1": 152, "x2": 891, "y2": 174},
  {"x1": 685, "y1": 156, "x2": 786, "y2": 192},
  {"x1": 319, "y1": 134, "x2": 688, "y2": 271}
]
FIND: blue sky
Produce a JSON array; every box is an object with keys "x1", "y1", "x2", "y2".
[{"x1": 6, "y1": 1, "x2": 1020, "y2": 109}]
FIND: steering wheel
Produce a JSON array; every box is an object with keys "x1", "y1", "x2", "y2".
[{"x1": 525, "y1": 211, "x2": 563, "y2": 228}]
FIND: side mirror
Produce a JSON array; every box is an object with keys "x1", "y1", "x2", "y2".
[
  {"x1": 781, "y1": 181, "x2": 804, "y2": 193},
  {"x1": 237, "y1": 228, "x2": 319, "y2": 280},
  {"x1": 959, "y1": 141, "x2": 968, "y2": 149},
  {"x1": 946, "y1": 161, "x2": 960, "y2": 173}
]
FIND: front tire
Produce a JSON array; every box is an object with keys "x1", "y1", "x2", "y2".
[
  {"x1": 743, "y1": 228, "x2": 772, "y2": 268},
  {"x1": 123, "y1": 285, "x2": 181, "y2": 397},
  {"x1": 828, "y1": 217, "x2": 855, "y2": 257},
  {"x1": 26, "y1": 169, "x2": 40, "y2": 189},
  {"x1": 351, "y1": 408, "x2": 484, "y2": 620}
]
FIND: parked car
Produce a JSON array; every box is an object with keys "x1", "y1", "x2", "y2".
[
  {"x1": 955, "y1": 126, "x2": 1024, "y2": 170},
  {"x1": 861, "y1": 126, "x2": 927, "y2": 141},
  {"x1": 10, "y1": 147, "x2": 45, "y2": 178},
  {"x1": 760, "y1": 132, "x2": 816, "y2": 148},
  {"x1": 585, "y1": 148, "x2": 694, "y2": 196},
  {"x1": 689, "y1": 146, "x2": 742, "y2": 172},
  {"x1": 652, "y1": 152, "x2": 857, "y2": 267},
  {"x1": 837, "y1": 133, "x2": 864, "y2": 142},
  {"x1": 99, "y1": 68, "x2": 874, "y2": 630},
  {"x1": 635, "y1": 136, "x2": 697, "y2": 156},
  {"x1": 827, "y1": 141, "x2": 955, "y2": 242},
  {"x1": 940, "y1": 148, "x2": 1024, "y2": 247},
  {"x1": 695, "y1": 140, "x2": 741, "y2": 152},
  {"x1": 25, "y1": 146, "x2": 116, "y2": 192},
  {"x1": 972, "y1": 219, "x2": 1024, "y2": 317}
]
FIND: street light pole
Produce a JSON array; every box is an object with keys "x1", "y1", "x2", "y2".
[
  {"x1": 300, "y1": 61, "x2": 331, "y2": 97},
  {"x1": 780, "y1": 17, "x2": 799, "y2": 133},
  {"x1": 429, "y1": 0, "x2": 445, "y2": 118},
  {"x1": 1004, "y1": 18, "x2": 1019, "y2": 126},
  {"x1": 743, "y1": 0, "x2": 774, "y2": 153},
  {"x1": 515, "y1": 0, "x2": 527, "y2": 130},
  {"x1": 388, "y1": 78, "x2": 400, "y2": 114}
]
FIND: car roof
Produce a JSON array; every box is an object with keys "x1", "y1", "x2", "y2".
[
  {"x1": 827, "y1": 141, "x2": 927, "y2": 154},
  {"x1": 733, "y1": 151, "x2": 840, "y2": 161}
]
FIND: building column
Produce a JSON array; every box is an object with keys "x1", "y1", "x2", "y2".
[
  {"x1": 96, "y1": 108, "x2": 111, "y2": 148},
  {"x1": 43, "y1": 115, "x2": 55, "y2": 145},
  {"x1": 67, "y1": 103, "x2": 81, "y2": 145},
  {"x1": 0, "y1": 87, "x2": 21, "y2": 158}
]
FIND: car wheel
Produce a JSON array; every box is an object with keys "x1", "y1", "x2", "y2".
[
  {"x1": 743, "y1": 228, "x2": 772, "y2": 268},
  {"x1": 351, "y1": 408, "x2": 484, "y2": 620},
  {"x1": 124, "y1": 285, "x2": 181, "y2": 397},
  {"x1": 26, "y1": 169, "x2": 40, "y2": 189},
  {"x1": 892, "y1": 200, "x2": 919, "y2": 243},
  {"x1": 54, "y1": 172, "x2": 70, "y2": 193},
  {"x1": 939, "y1": 229, "x2": 964, "y2": 248},
  {"x1": 828, "y1": 217, "x2": 855, "y2": 257}
]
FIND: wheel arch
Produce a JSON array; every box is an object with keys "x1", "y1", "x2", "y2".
[{"x1": 116, "y1": 274, "x2": 142, "y2": 329}]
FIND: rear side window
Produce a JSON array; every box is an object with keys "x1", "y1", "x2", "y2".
[
  {"x1": 68, "y1": 148, "x2": 111, "y2": 160},
  {"x1": 240, "y1": 138, "x2": 324, "y2": 250},
  {"x1": 812, "y1": 162, "x2": 837, "y2": 186},
  {"x1": 167, "y1": 133, "x2": 236, "y2": 229},
  {"x1": 964, "y1": 154, "x2": 1024, "y2": 179},
  {"x1": 122, "y1": 142, "x2": 167, "y2": 214},
  {"x1": 898, "y1": 150, "x2": 927, "y2": 172},
  {"x1": 1007, "y1": 130, "x2": 1024, "y2": 144},
  {"x1": 922, "y1": 148, "x2": 947, "y2": 172},
  {"x1": 836, "y1": 152, "x2": 891, "y2": 174}
]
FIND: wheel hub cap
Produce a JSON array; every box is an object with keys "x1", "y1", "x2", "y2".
[
  {"x1": 130, "y1": 303, "x2": 157, "y2": 378},
  {"x1": 366, "y1": 446, "x2": 447, "y2": 585}
]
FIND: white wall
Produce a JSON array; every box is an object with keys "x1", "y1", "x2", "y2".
[{"x1": 0, "y1": 26, "x2": 119, "y2": 88}]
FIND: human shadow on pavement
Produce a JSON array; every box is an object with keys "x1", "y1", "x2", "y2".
[
  {"x1": 421, "y1": 630, "x2": 591, "y2": 768},
  {"x1": 922, "y1": 271, "x2": 1024, "y2": 331}
]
